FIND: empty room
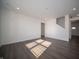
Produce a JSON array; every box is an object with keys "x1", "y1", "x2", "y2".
[{"x1": 0, "y1": 0, "x2": 79, "y2": 59}]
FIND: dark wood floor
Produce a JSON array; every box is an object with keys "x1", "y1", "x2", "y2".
[{"x1": 0, "y1": 36, "x2": 79, "y2": 59}]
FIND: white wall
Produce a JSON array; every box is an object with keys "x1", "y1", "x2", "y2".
[
  {"x1": 65, "y1": 15, "x2": 71, "y2": 40},
  {"x1": 45, "y1": 15, "x2": 70, "y2": 41},
  {"x1": 0, "y1": 7, "x2": 41, "y2": 45},
  {"x1": 0, "y1": 3, "x2": 1, "y2": 46},
  {"x1": 0, "y1": 12, "x2": 1, "y2": 46}
]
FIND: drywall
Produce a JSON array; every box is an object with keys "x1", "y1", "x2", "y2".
[
  {"x1": 0, "y1": 3, "x2": 2, "y2": 46},
  {"x1": 71, "y1": 21, "x2": 79, "y2": 36},
  {"x1": 0, "y1": 10, "x2": 1, "y2": 46},
  {"x1": 65, "y1": 15, "x2": 71, "y2": 40},
  {"x1": 45, "y1": 15, "x2": 70, "y2": 41},
  {"x1": 45, "y1": 18, "x2": 67, "y2": 41},
  {"x1": 1, "y1": 7, "x2": 41, "y2": 45}
]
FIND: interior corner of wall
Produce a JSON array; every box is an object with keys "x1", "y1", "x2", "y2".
[
  {"x1": 65, "y1": 37, "x2": 69, "y2": 42},
  {"x1": 66, "y1": 39, "x2": 69, "y2": 42}
]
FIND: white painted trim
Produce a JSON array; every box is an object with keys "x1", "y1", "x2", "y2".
[
  {"x1": 70, "y1": 17, "x2": 79, "y2": 21},
  {"x1": 1, "y1": 37, "x2": 40, "y2": 46}
]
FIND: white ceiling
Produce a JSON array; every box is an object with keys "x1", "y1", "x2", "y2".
[{"x1": 1, "y1": 0, "x2": 79, "y2": 19}]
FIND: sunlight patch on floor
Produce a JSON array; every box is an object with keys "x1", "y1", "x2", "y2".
[
  {"x1": 41, "y1": 41, "x2": 52, "y2": 47},
  {"x1": 25, "y1": 42, "x2": 37, "y2": 49},
  {"x1": 35, "y1": 39, "x2": 44, "y2": 43},
  {"x1": 31, "y1": 45, "x2": 46, "y2": 58},
  {"x1": 25, "y1": 39, "x2": 52, "y2": 58}
]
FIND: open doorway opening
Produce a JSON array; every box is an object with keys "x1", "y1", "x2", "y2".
[
  {"x1": 71, "y1": 20, "x2": 79, "y2": 39},
  {"x1": 41, "y1": 23, "x2": 45, "y2": 38}
]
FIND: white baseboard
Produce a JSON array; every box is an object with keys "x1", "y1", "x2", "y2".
[{"x1": 1, "y1": 37, "x2": 41, "y2": 46}]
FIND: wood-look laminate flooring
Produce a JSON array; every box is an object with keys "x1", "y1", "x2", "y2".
[{"x1": 0, "y1": 37, "x2": 79, "y2": 59}]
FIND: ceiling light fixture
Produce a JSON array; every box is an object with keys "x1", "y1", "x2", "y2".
[
  {"x1": 17, "y1": 8, "x2": 20, "y2": 10},
  {"x1": 72, "y1": 8, "x2": 76, "y2": 11},
  {"x1": 72, "y1": 27, "x2": 76, "y2": 30}
]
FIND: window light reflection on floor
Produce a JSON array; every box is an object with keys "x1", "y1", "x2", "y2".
[
  {"x1": 25, "y1": 42, "x2": 37, "y2": 49},
  {"x1": 41, "y1": 41, "x2": 52, "y2": 47},
  {"x1": 25, "y1": 39, "x2": 52, "y2": 58},
  {"x1": 31, "y1": 45, "x2": 46, "y2": 58},
  {"x1": 35, "y1": 39, "x2": 44, "y2": 43}
]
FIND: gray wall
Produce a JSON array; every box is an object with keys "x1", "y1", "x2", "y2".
[{"x1": 71, "y1": 21, "x2": 79, "y2": 36}]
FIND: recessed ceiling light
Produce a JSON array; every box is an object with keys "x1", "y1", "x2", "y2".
[
  {"x1": 72, "y1": 8, "x2": 76, "y2": 11},
  {"x1": 72, "y1": 27, "x2": 76, "y2": 29},
  {"x1": 17, "y1": 8, "x2": 20, "y2": 10}
]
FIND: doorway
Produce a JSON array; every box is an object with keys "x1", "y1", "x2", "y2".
[
  {"x1": 41, "y1": 23, "x2": 45, "y2": 38},
  {"x1": 71, "y1": 20, "x2": 79, "y2": 40}
]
